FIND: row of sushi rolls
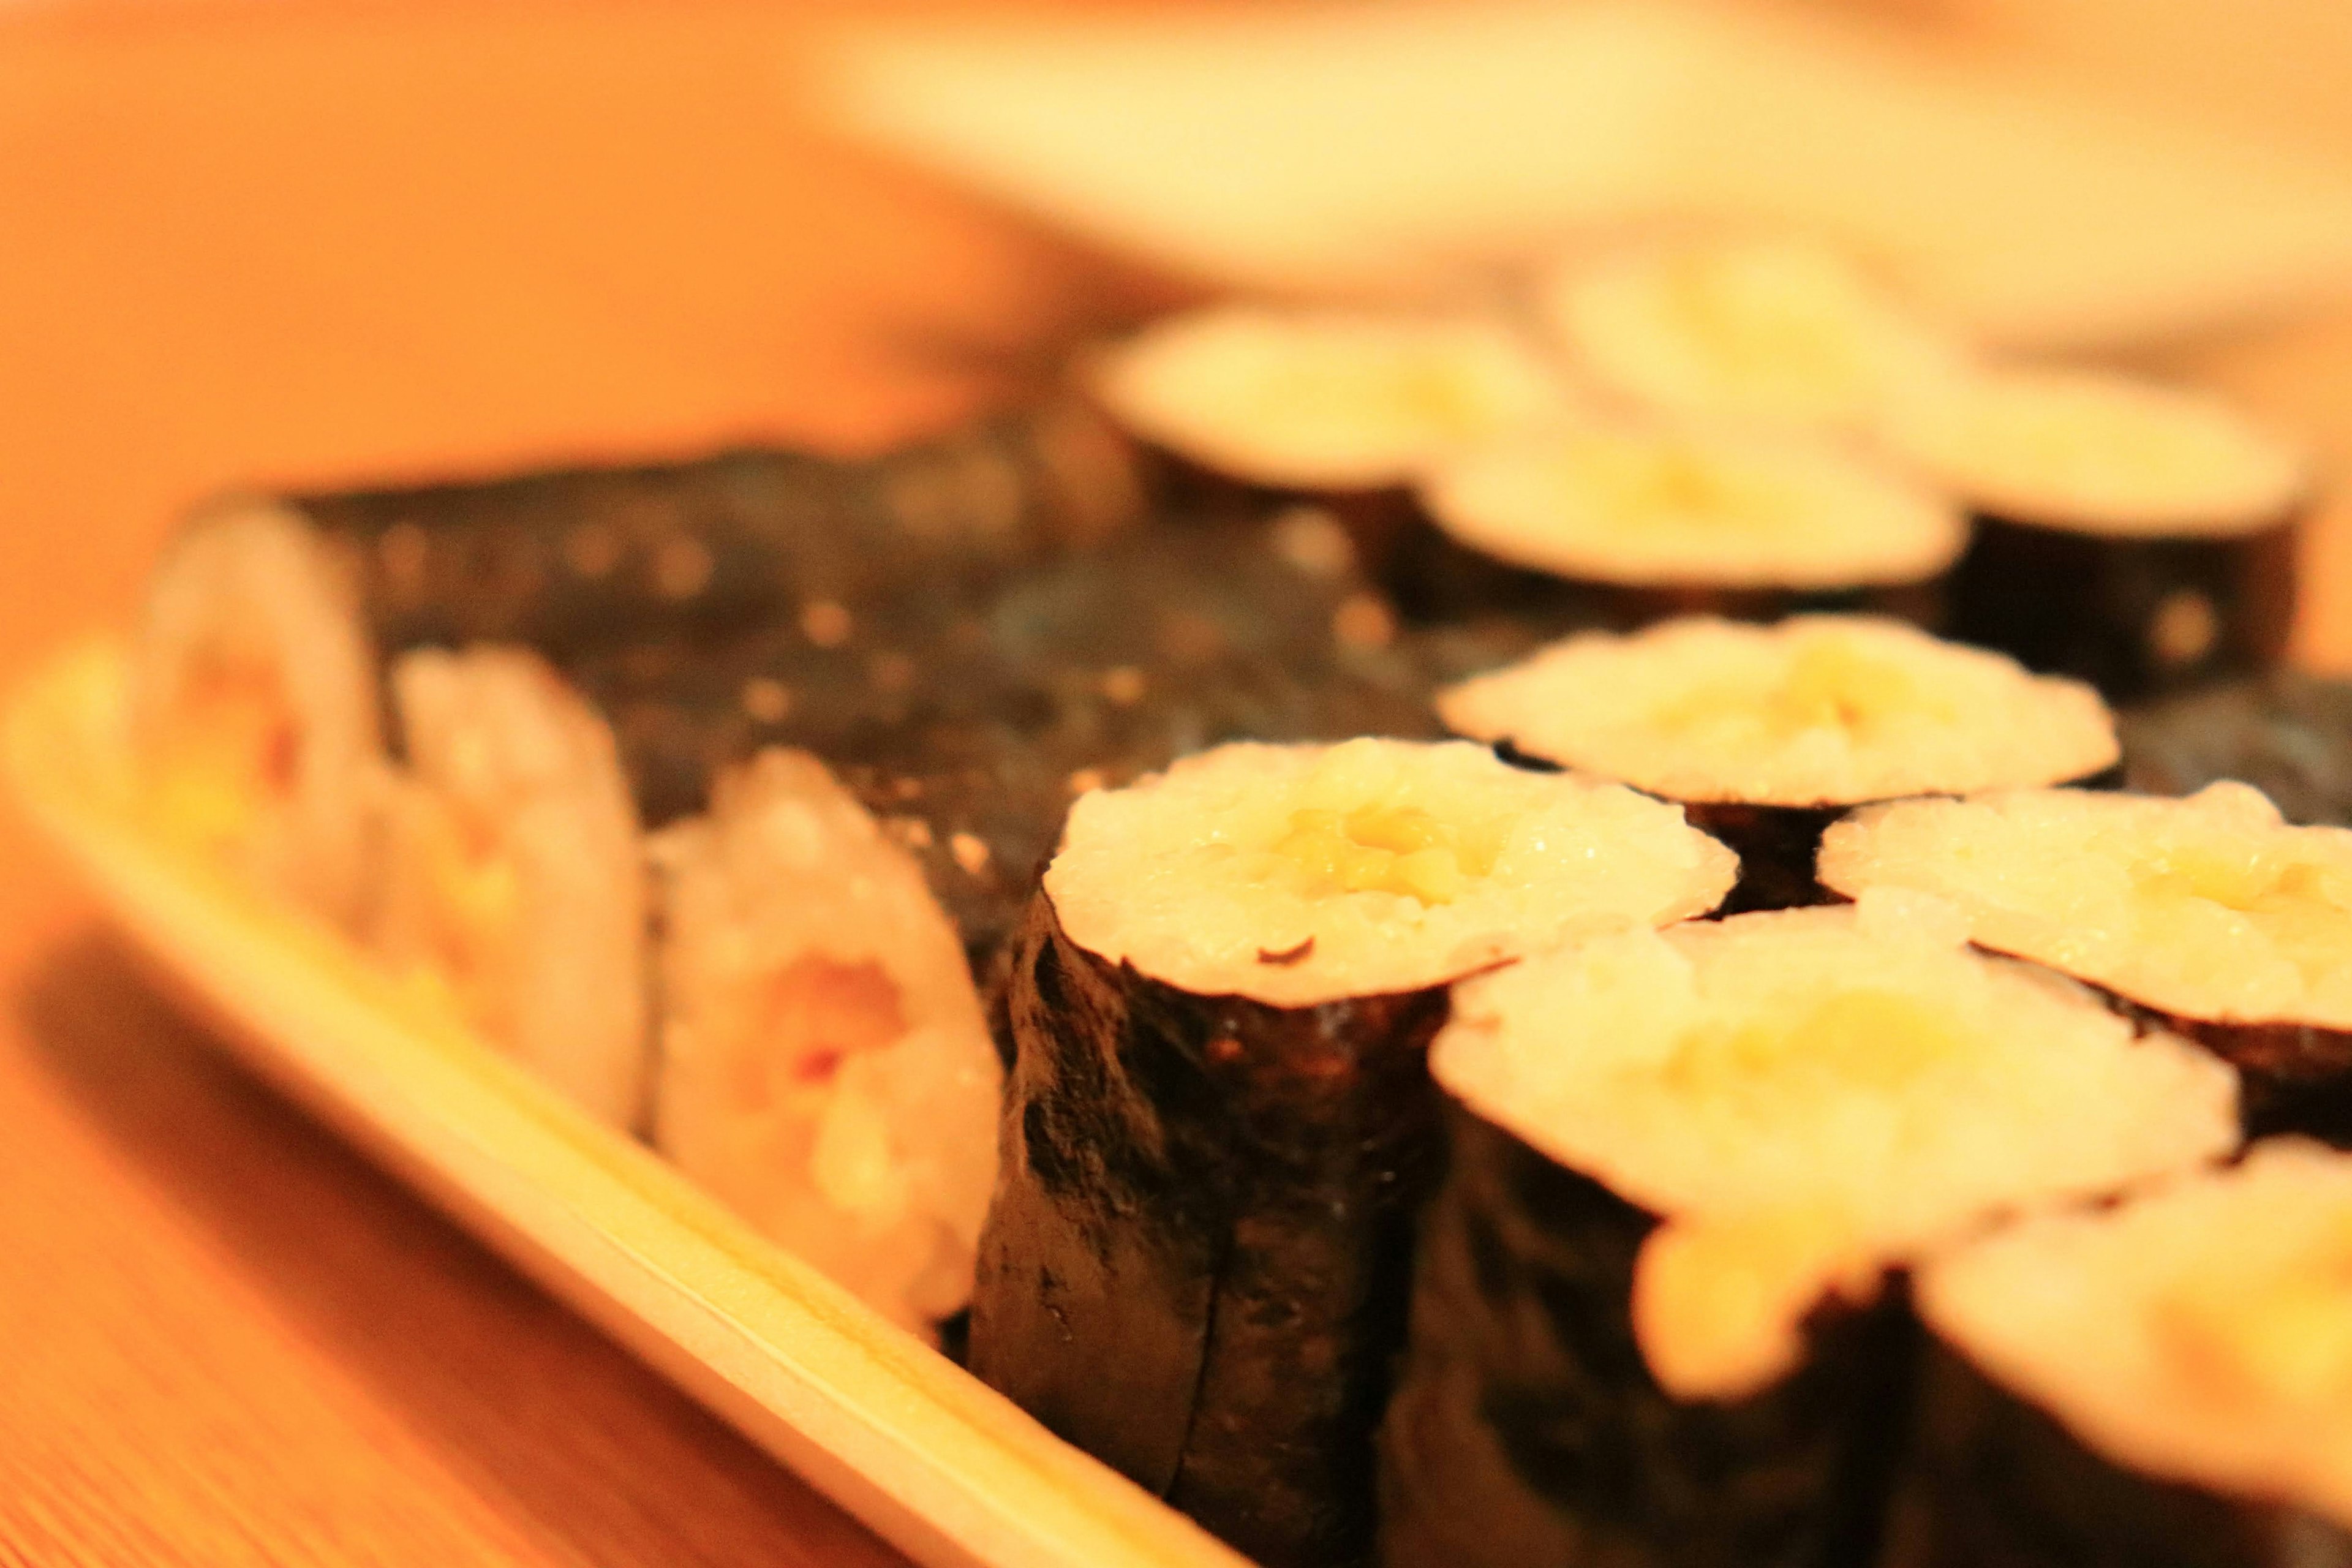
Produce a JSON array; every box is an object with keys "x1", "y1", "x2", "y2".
[{"x1": 127, "y1": 232, "x2": 2352, "y2": 1567}]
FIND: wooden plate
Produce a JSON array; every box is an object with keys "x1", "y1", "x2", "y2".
[{"x1": 3, "y1": 636, "x2": 1249, "y2": 1568}]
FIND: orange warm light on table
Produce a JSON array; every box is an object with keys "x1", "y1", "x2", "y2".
[{"x1": 9, "y1": 2, "x2": 2352, "y2": 1564}]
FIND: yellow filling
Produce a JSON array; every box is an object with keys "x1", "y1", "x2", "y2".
[
  {"x1": 1659, "y1": 258, "x2": 1864, "y2": 397},
  {"x1": 1268, "y1": 803, "x2": 1500, "y2": 906},
  {"x1": 2135, "y1": 846, "x2": 2352, "y2": 987},
  {"x1": 147, "y1": 657, "x2": 300, "y2": 851},
  {"x1": 1653, "y1": 636, "x2": 1940, "y2": 744},
  {"x1": 1263, "y1": 351, "x2": 1499, "y2": 446},
  {"x1": 1663, "y1": 988, "x2": 1969, "y2": 1103},
  {"x1": 2158, "y1": 1218, "x2": 2352, "y2": 1408}
]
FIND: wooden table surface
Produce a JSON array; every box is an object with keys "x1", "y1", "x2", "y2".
[{"x1": 4, "y1": 4, "x2": 2351, "y2": 1564}]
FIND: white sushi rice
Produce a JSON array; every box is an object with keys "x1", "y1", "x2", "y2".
[
  {"x1": 373, "y1": 647, "x2": 649, "y2": 1129},
  {"x1": 1417, "y1": 421, "x2": 1964, "y2": 590},
  {"x1": 1090, "y1": 305, "x2": 1579, "y2": 491},
  {"x1": 650, "y1": 748, "x2": 1000, "y2": 1334},
  {"x1": 130, "y1": 497, "x2": 383, "y2": 927},
  {"x1": 1434, "y1": 895, "x2": 2238, "y2": 1400},
  {"x1": 1438, "y1": 615, "x2": 2117, "y2": 807},
  {"x1": 1819, "y1": 783, "x2": 2352, "y2": 1031},
  {"x1": 1918, "y1": 1140, "x2": 2352, "y2": 1528},
  {"x1": 1877, "y1": 365, "x2": 2308, "y2": 537},
  {"x1": 1046, "y1": 737, "x2": 1737, "y2": 1010},
  {"x1": 1536, "y1": 236, "x2": 1960, "y2": 432}
]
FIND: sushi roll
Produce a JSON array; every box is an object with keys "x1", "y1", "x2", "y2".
[
  {"x1": 1380, "y1": 897, "x2": 2239, "y2": 1568},
  {"x1": 973, "y1": 737, "x2": 1738, "y2": 1568},
  {"x1": 1438, "y1": 616, "x2": 2117, "y2": 911},
  {"x1": 1088, "y1": 303, "x2": 1580, "y2": 572},
  {"x1": 1878, "y1": 366, "x2": 2310, "y2": 701},
  {"x1": 1406, "y1": 420, "x2": 1966, "y2": 630},
  {"x1": 1534, "y1": 235, "x2": 1961, "y2": 434},
  {"x1": 1899, "y1": 1140, "x2": 2352, "y2": 1567},
  {"x1": 127, "y1": 398, "x2": 1145, "y2": 925},
  {"x1": 372, "y1": 647, "x2": 649, "y2": 1128},
  {"x1": 2122, "y1": 671, "x2": 2352, "y2": 827},
  {"x1": 1819, "y1": 784, "x2": 2352, "y2": 1140}
]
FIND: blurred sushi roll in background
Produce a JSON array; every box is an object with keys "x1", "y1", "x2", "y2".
[
  {"x1": 972, "y1": 737, "x2": 1736, "y2": 1567},
  {"x1": 1532, "y1": 236, "x2": 1964, "y2": 436},
  {"x1": 2122, "y1": 671, "x2": 2352, "y2": 828},
  {"x1": 1879, "y1": 366, "x2": 2309, "y2": 702},
  {"x1": 1406, "y1": 421, "x2": 1966, "y2": 633},
  {"x1": 1087, "y1": 303, "x2": 1582, "y2": 578},
  {"x1": 1439, "y1": 616, "x2": 2118, "y2": 911},
  {"x1": 127, "y1": 396, "x2": 1147, "y2": 928},
  {"x1": 1380, "y1": 897, "x2": 2238, "y2": 1568},
  {"x1": 1899, "y1": 1142, "x2": 2352, "y2": 1567},
  {"x1": 1820, "y1": 785, "x2": 2352, "y2": 1141}
]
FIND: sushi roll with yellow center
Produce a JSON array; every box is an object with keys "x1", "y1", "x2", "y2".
[
  {"x1": 1905, "y1": 1141, "x2": 2352, "y2": 1564},
  {"x1": 1439, "y1": 615, "x2": 2117, "y2": 910},
  {"x1": 1879, "y1": 365, "x2": 2310, "y2": 699},
  {"x1": 1091, "y1": 304, "x2": 1579, "y2": 496},
  {"x1": 974, "y1": 737, "x2": 1735, "y2": 1568},
  {"x1": 1820, "y1": 783, "x2": 2352, "y2": 1139},
  {"x1": 1379, "y1": 897, "x2": 2237, "y2": 1568},
  {"x1": 1411, "y1": 421, "x2": 1965, "y2": 629},
  {"x1": 1536, "y1": 236, "x2": 1961, "y2": 433}
]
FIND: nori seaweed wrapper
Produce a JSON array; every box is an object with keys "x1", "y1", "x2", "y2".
[
  {"x1": 1385, "y1": 521, "x2": 1949, "y2": 641},
  {"x1": 1880, "y1": 1341, "x2": 2352, "y2": 1568},
  {"x1": 973, "y1": 892, "x2": 1451, "y2": 1568},
  {"x1": 2122, "y1": 672, "x2": 2352, "y2": 828},
  {"x1": 1378, "y1": 1106, "x2": 1916, "y2": 1568},
  {"x1": 238, "y1": 395, "x2": 1144, "y2": 667},
  {"x1": 1948, "y1": 514, "x2": 2298, "y2": 704},
  {"x1": 566, "y1": 521, "x2": 1449, "y2": 990}
]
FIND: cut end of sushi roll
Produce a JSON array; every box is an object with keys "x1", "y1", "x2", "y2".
[
  {"x1": 1440, "y1": 614, "x2": 2117, "y2": 809},
  {"x1": 1879, "y1": 365, "x2": 2310, "y2": 538},
  {"x1": 1089, "y1": 305, "x2": 1577, "y2": 492},
  {"x1": 1537, "y1": 236, "x2": 1960, "y2": 432},
  {"x1": 1417, "y1": 422, "x2": 1964, "y2": 591},
  {"x1": 1045, "y1": 737, "x2": 1737, "y2": 1009},
  {"x1": 1433, "y1": 897, "x2": 2239, "y2": 1400},
  {"x1": 650, "y1": 748, "x2": 1000, "y2": 1334},
  {"x1": 1819, "y1": 783, "x2": 2352, "y2": 1033},
  {"x1": 374, "y1": 646, "x2": 649, "y2": 1129},
  {"x1": 130, "y1": 496, "x2": 383, "y2": 925},
  {"x1": 1918, "y1": 1140, "x2": 2352, "y2": 1528}
]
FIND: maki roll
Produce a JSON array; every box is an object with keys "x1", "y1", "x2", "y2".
[
  {"x1": 1878, "y1": 366, "x2": 2310, "y2": 701},
  {"x1": 1381, "y1": 897, "x2": 2239, "y2": 1568},
  {"x1": 2122, "y1": 671, "x2": 2352, "y2": 827},
  {"x1": 1088, "y1": 303, "x2": 1579, "y2": 571},
  {"x1": 1406, "y1": 421, "x2": 1964, "y2": 630},
  {"x1": 974, "y1": 737, "x2": 1737, "y2": 1568},
  {"x1": 376, "y1": 522, "x2": 1450, "y2": 1331},
  {"x1": 128, "y1": 398, "x2": 1145, "y2": 925},
  {"x1": 1900, "y1": 1140, "x2": 2352, "y2": 1567},
  {"x1": 1819, "y1": 784, "x2": 2352, "y2": 1140},
  {"x1": 1438, "y1": 616, "x2": 2117, "y2": 911},
  {"x1": 371, "y1": 647, "x2": 650, "y2": 1128},
  {"x1": 1534, "y1": 236, "x2": 1961, "y2": 434}
]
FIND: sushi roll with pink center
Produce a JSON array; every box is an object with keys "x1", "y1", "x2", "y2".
[{"x1": 973, "y1": 736, "x2": 1736, "y2": 1567}]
